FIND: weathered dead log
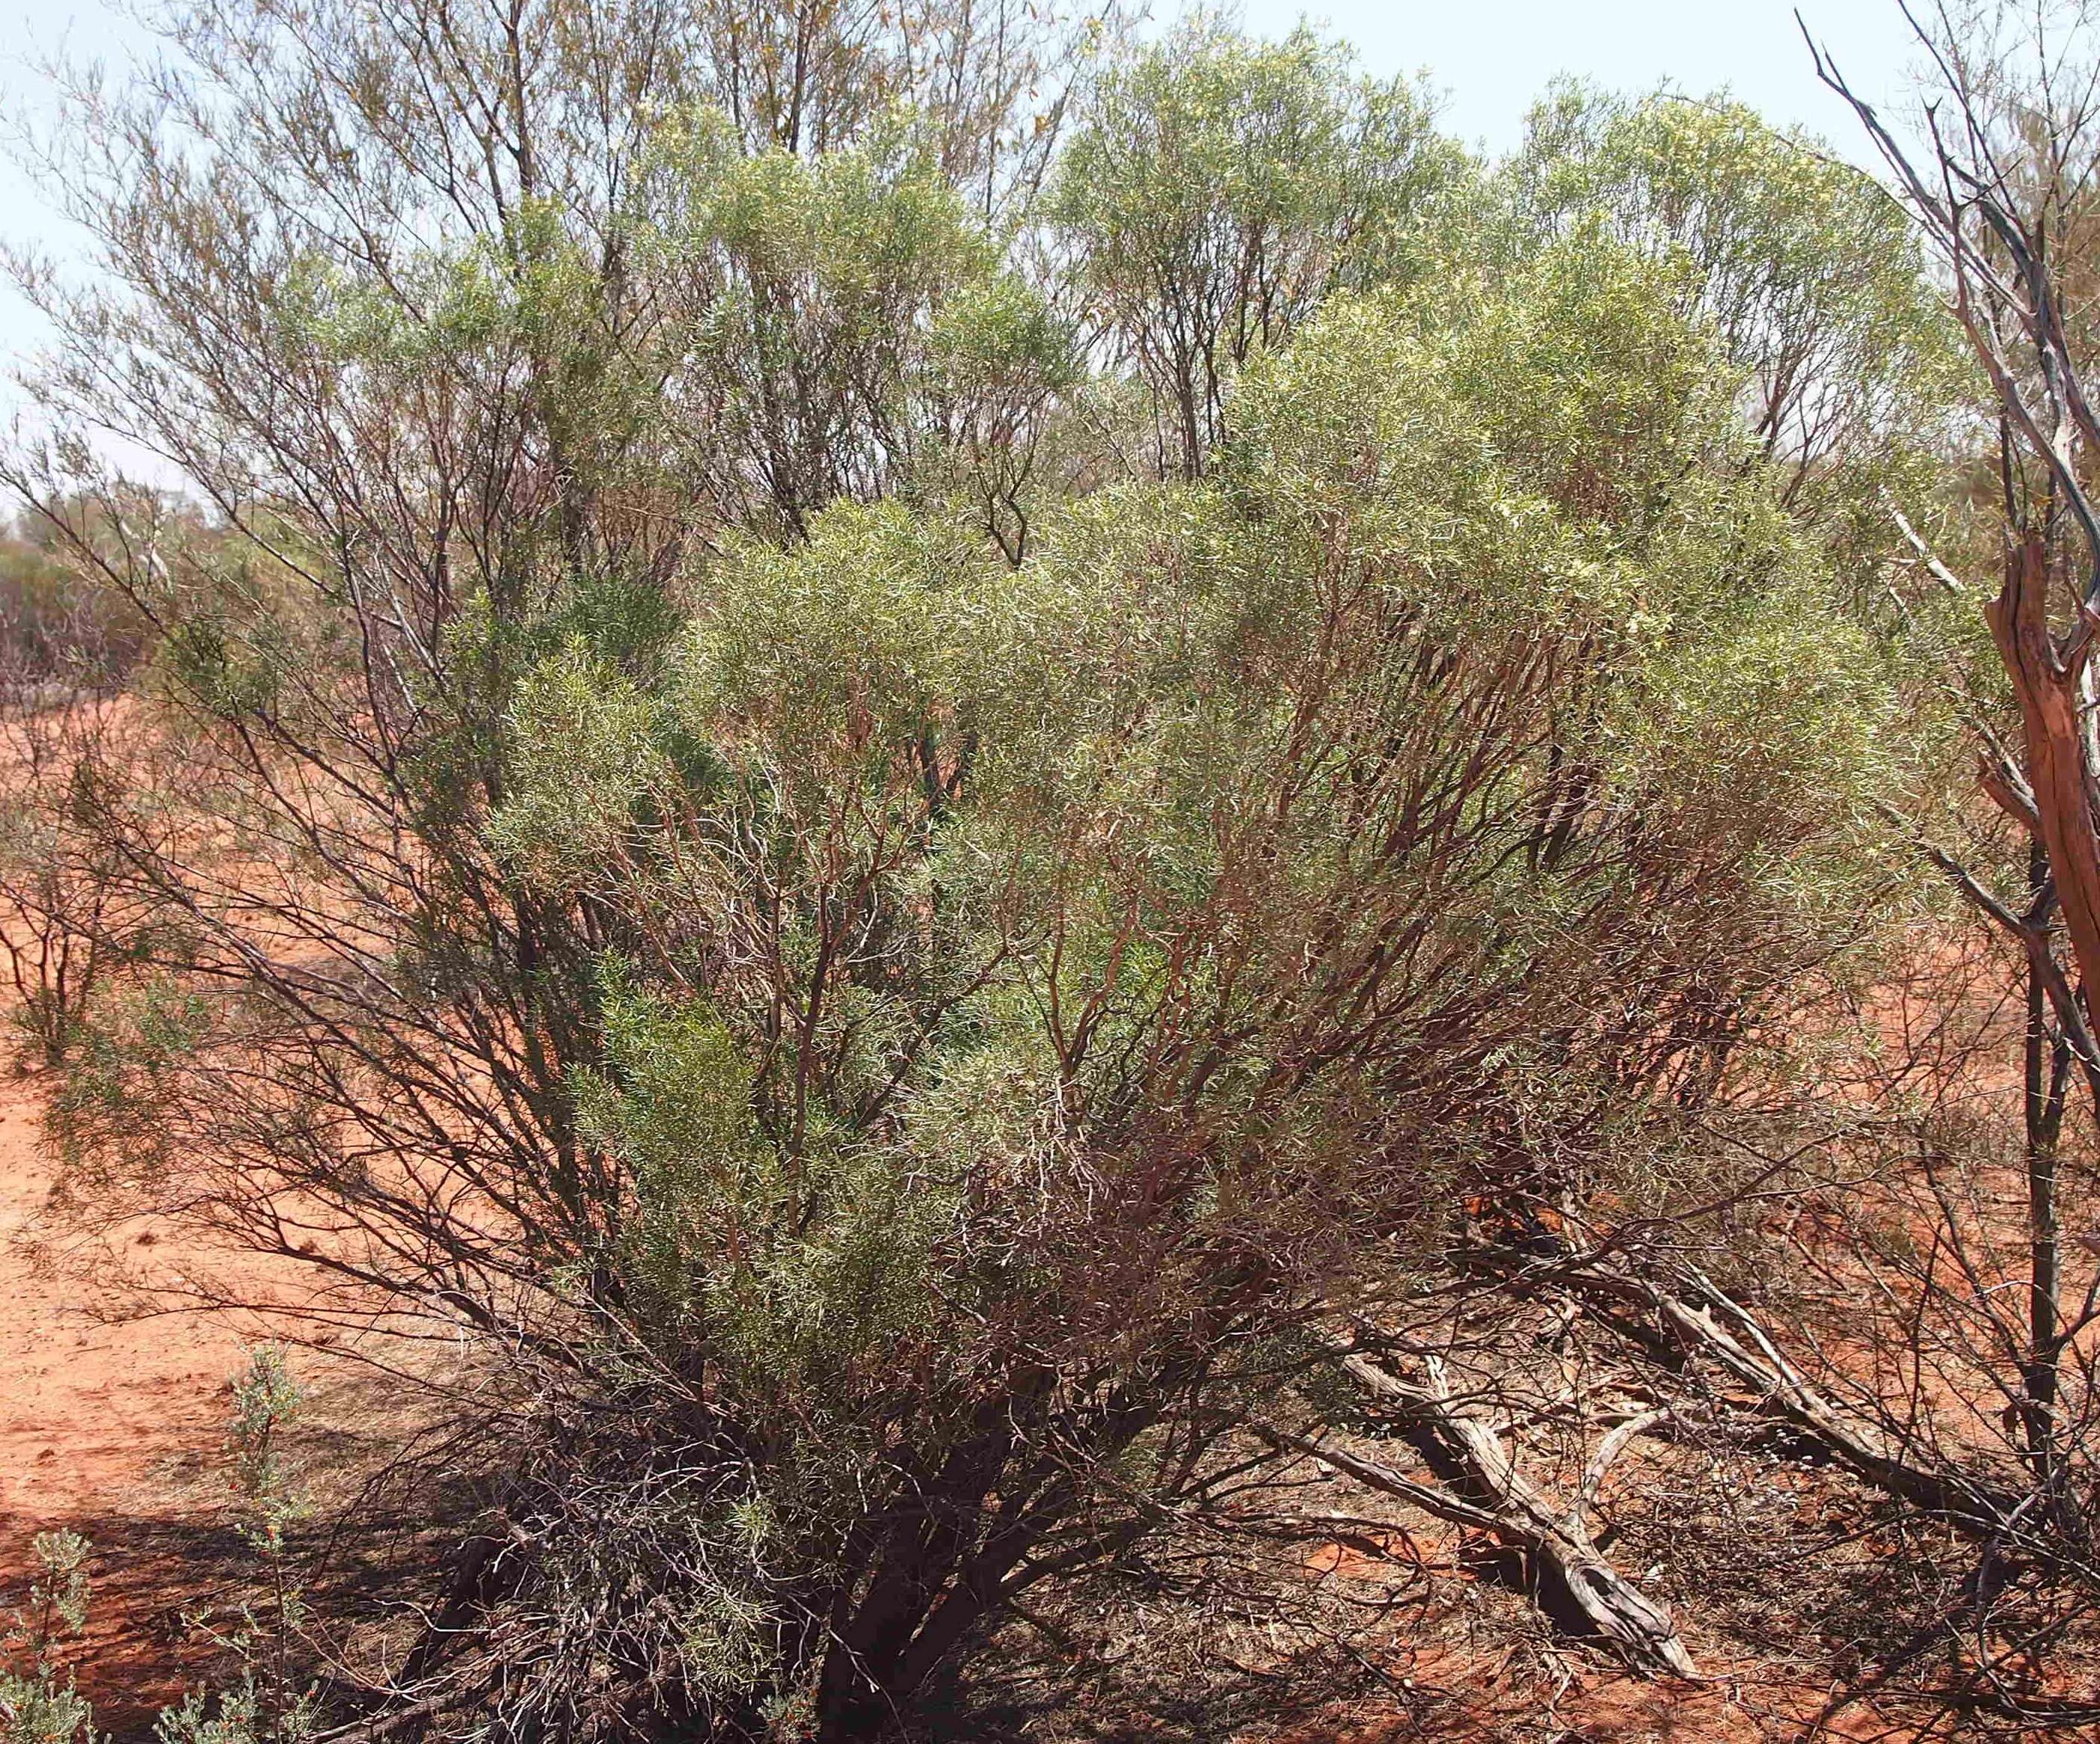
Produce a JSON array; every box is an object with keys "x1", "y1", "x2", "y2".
[
  {"x1": 1260, "y1": 1354, "x2": 1698, "y2": 1679},
  {"x1": 1342, "y1": 1354, "x2": 1698, "y2": 1678}
]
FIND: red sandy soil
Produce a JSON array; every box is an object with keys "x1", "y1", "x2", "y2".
[
  {"x1": 0, "y1": 1086, "x2": 260, "y2": 1533},
  {"x1": 1290, "y1": 1529, "x2": 1906, "y2": 1741},
  {"x1": 0, "y1": 1073, "x2": 393, "y2": 1733}
]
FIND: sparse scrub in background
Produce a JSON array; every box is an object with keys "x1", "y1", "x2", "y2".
[
  {"x1": 0, "y1": 489, "x2": 213, "y2": 1066},
  {"x1": 0, "y1": 507, "x2": 153, "y2": 697},
  {"x1": 0, "y1": 698, "x2": 156, "y2": 1069}
]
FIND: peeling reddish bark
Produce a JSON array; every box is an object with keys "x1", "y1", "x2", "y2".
[{"x1": 1985, "y1": 533, "x2": 2100, "y2": 1008}]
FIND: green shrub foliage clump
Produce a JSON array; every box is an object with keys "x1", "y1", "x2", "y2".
[{"x1": 7, "y1": 4, "x2": 1959, "y2": 1737}]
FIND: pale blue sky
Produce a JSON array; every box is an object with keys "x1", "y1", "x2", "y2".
[
  {"x1": 0, "y1": 0, "x2": 1928, "y2": 463},
  {"x1": 1240, "y1": 1, "x2": 1924, "y2": 150}
]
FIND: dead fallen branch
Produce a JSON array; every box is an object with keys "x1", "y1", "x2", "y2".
[
  {"x1": 1567, "y1": 1257, "x2": 2026, "y2": 1535},
  {"x1": 1260, "y1": 1348, "x2": 1698, "y2": 1679}
]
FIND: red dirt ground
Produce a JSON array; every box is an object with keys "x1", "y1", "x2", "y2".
[
  {"x1": 0, "y1": 1073, "x2": 396, "y2": 1732},
  {"x1": 0, "y1": 1085, "x2": 260, "y2": 1533}
]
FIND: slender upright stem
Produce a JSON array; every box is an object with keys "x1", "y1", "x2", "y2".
[{"x1": 2022, "y1": 836, "x2": 2069, "y2": 1486}]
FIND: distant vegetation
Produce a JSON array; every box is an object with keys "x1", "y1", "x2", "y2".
[
  {"x1": 0, "y1": 506, "x2": 154, "y2": 689},
  {"x1": 2, "y1": 2, "x2": 2100, "y2": 1741}
]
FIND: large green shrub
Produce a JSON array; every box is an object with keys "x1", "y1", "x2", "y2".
[{"x1": 5, "y1": 5, "x2": 1961, "y2": 1737}]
